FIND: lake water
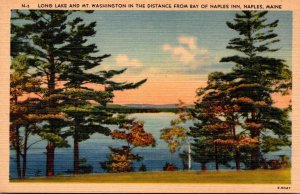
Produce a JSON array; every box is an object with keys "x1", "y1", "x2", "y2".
[{"x1": 9, "y1": 112, "x2": 291, "y2": 178}]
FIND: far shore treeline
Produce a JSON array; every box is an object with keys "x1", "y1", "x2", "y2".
[{"x1": 10, "y1": 10, "x2": 291, "y2": 179}]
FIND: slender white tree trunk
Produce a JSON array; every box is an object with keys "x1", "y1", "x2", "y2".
[{"x1": 188, "y1": 143, "x2": 191, "y2": 170}]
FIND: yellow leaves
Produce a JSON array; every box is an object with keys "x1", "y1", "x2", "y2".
[
  {"x1": 108, "y1": 120, "x2": 156, "y2": 172},
  {"x1": 228, "y1": 83, "x2": 260, "y2": 92},
  {"x1": 213, "y1": 137, "x2": 258, "y2": 148},
  {"x1": 108, "y1": 148, "x2": 136, "y2": 173},
  {"x1": 110, "y1": 161, "x2": 132, "y2": 173},
  {"x1": 233, "y1": 97, "x2": 254, "y2": 104},
  {"x1": 206, "y1": 122, "x2": 230, "y2": 131},
  {"x1": 160, "y1": 126, "x2": 187, "y2": 153},
  {"x1": 243, "y1": 122, "x2": 263, "y2": 130},
  {"x1": 233, "y1": 98, "x2": 267, "y2": 107},
  {"x1": 112, "y1": 153, "x2": 128, "y2": 161},
  {"x1": 10, "y1": 104, "x2": 27, "y2": 114},
  {"x1": 214, "y1": 139, "x2": 236, "y2": 145},
  {"x1": 169, "y1": 141, "x2": 180, "y2": 153},
  {"x1": 129, "y1": 129, "x2": 155, "y2": 147},
  {"x1": 238, "y1": 137, "x2": 259, "y2": 148},
  {"x1": 111, "y1": 130, "x2": 128, "y2": 140},
  {"x1": 255, "y1": 101, "x2": 267, "y2": 106},
  {"x1": 26, "y1": 113, "x2": 69, "y2": 122},
  {"x1": 114, "y1": 121, "x2": 155, "y2": 147}
]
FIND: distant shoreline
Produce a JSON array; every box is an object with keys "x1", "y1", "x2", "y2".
[{"x1": 105, "y1": 103, "x2": 194, "y2": 113}]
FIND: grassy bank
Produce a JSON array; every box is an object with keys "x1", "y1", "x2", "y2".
[{"x1": 11, "y1": 169, "x2": 290, "y2": 184}]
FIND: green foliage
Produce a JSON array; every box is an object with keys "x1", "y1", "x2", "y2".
[
  {"x1": 220, "y1": 11, "x2": 291, "y2": 169},
  {"x1": 139, "y1": 164, "x2": 147, "y2": 172},
  {"x1": 10, "y1": 55, "x2": 44, "y2": 178},
  {"x1": 77, "y1": 158, "x2": 93, "y2": 174},
  {"x1": 11, "y1": 10, "x2": 147, "y2": 176},
  {"x1": 190, "y1": 11, "x2": 291, "y2": 170}
]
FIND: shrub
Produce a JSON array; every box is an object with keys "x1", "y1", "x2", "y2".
[{"x1": 163, "y1": 163, "x2": 178, "y2": 171}]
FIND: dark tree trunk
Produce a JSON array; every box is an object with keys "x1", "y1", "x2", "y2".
[
  {"x1": 22, "y1": 130, "x2": 28, "y2": 177},
  {"x1": 215, "y1": 162, "x2": 219, "y2": 170},
  {"x1": 214, "y1": 144, "x2": 219, "y2": 170},
  {"x1": 201, "y1": 162, "x2": 207, "y2": 171},
  {"x1": 73, "y1": 134, "x2": 79, "y2": 175},
  {"x1": 250, "y1": 145, "x2": 260, "y2": 169},
  {"x1": 46, "y1": 142, "x2": 55, "y2": 176},
  {"x1": 46, "y1": 51, "x2": 56, "y2": 177},
  {"x1": 15, "y1": 127, "x2": 21, "y2": 178},
  {"x1": 235, "y1": 149, "x2": 241, "y2": 170}
]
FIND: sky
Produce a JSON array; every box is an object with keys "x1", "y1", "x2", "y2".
[{"x1": 28, "y1": 11, "x2": 294, "y2": 105}]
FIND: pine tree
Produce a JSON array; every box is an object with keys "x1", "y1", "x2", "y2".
[
  {"x1": 190, "y1": 73, "x2": 235, "y2": 170},
  {"x1": 220, "y1": 11, "x2": 291, "y2": 169},
  {"x1": 58, "y1": 14, "x2": 146, "y2": 174},
  {"x1": 11, "y1": 10, "x2": 76, "y2": 176},
  {"x1": 11, "y1": 10, "x2": 147, "y2": 176}
]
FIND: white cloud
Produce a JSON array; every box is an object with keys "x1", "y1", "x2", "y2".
[
  {"x1": 178, "y1": 35, "x2": 197, "y2": 50},
  {"x1": 162, "y1": 35, "x2": 213, "y2": 68},
  {"x1": 116, "y1": 54, "x2": 143, "y2": 68},
  {"x1": 172, "y1": 46, "x2": 195, "y2": 65}
]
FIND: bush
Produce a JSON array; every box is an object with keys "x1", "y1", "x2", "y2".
[
  {"x1": 78, "y1": 165, "x2": 93, "y2": 174},
  {"x1": 267, "y1": 160, "x2": 282, "y2": 169},
  {"x1": 139, "y1": 164, "x2": 147, "y2": 172},
  {"x1": 266, "y1": 155, "x2": 290, "y2": 169},
  {"x1": 78, "y1": 158, "x2": 93, "y2": 174},
  {"x1": 163, "y1": 163, "x2": 178, "y2": 171}
]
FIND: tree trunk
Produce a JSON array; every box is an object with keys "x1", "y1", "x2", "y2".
[
  {"x1": 15, "y1": 128, "x2": 22, "y2": 178},
  {"x1": 73, "y1": 135, "x2": 79, "y2": 174},
  {"x1": 250, "y1": 129, "x2": 260, "y2": 169},
  {"x1": 235, "y1": 149, "x2": 241, "y2": 170},
  {"x1": 232, "y1": 122, "x2": 241, "y2": 170},
  {"x1": 215, "y1": 162, "x2": 219, "y2": 170},
  {"x1": 250, "y1": 145, "x2": 260, "y2": 169},
  {"x1": 22, "y1": 130, "x2": 29, "y2": 177},
  {"x1": 188, "y1": 143, "x2": 191, "y2": 170},
  {"x1": 214, "y1": 144, "x2": 219, "y2": 170},
  {"x1": 201, "y1": 162, "x2": 207, "y2": 171},
  {"x1": 46, "y1": 51, "x2": 56, "y2": 177},
  {"x1": 46, "y1": 142, "x2": 55, "y2": 176}
]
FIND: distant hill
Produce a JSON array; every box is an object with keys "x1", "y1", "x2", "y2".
[
  {"x1": 108, "y1": 104, "x2": 194, "y2": 109},
  {"x1": 124, "y1": 104, "x2": 178, "y2": 108},
  {"x1": 105, "y1": 104, "x2": 193, "y2": 113}
]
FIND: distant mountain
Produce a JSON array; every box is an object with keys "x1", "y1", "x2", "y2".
[
  {"x1": 105, "y1": 103, "x2": 194, "y2": 113},
  {"x1": 124, "y1": 104, "x2": 178, "y2": 108},
  {"x1": 103, "y1": 103, "x2": 194, "y2": 109}
]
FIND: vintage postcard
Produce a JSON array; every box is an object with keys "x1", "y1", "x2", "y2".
[{"x1": 0, "y1": 0, "x2": 299, "y2": 193}]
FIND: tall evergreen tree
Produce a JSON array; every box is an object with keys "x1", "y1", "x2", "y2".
[
  {"x1": 11, "y1": 10, "x2": 147, "y2": 176},
  {"x1": 58, "y1": 14, "x2": 146, "y2": 174},
  {"x1": 219, "y1": 11, "x2": 291, "y2": 169},
  {"x1": 12, "y1": 10, "x2": 74, "y2": 176},
  {"x1": 191, "y1": 11, "x2": 291, "y2": 171},
  {"x1": 190, "y1": 73, "x2": 235, "y2": 171}
]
